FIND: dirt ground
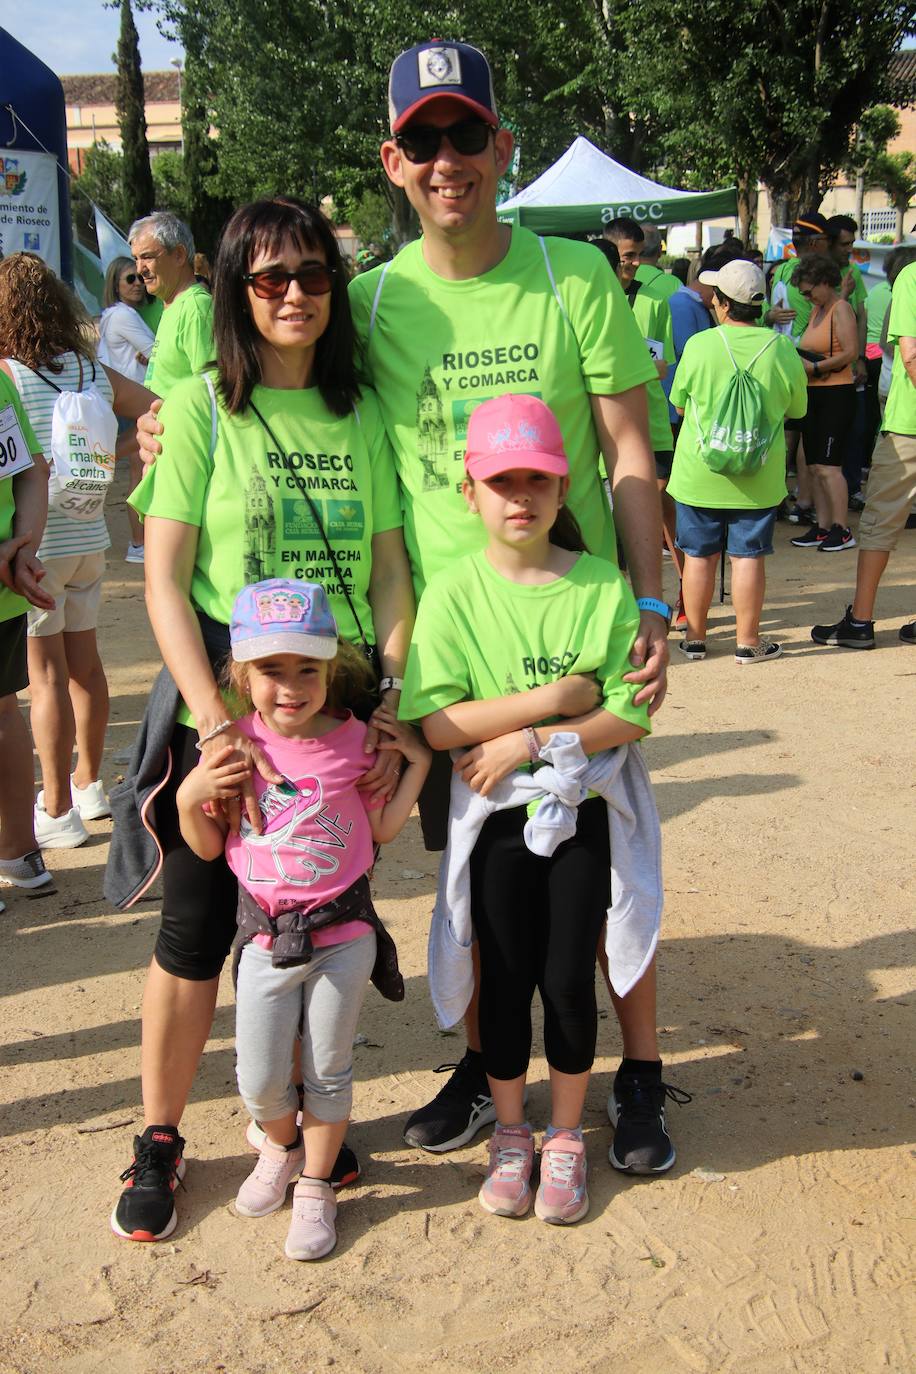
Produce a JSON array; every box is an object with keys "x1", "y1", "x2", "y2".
[{"x1": 1, "y1": 471, "x2": 913, "y2": 1374}]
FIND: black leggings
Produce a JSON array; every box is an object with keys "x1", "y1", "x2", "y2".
[
  {"x1": 154, "y1": 723, "x2": 239, "y2": 980},
  {"x1": 469, "y1": 796, "x2": 610, "y2": 1081}
]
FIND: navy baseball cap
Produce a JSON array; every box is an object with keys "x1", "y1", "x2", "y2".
[{"x1": 388, "y1": 41, "x2": 498, "y2": 133}]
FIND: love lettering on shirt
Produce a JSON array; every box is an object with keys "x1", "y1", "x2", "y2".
[{"x1": 239, "y1": 776, "x2": 356, "y2": 887}]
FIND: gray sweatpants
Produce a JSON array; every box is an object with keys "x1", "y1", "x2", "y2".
[{"x1": 235, "y1": 932, "x2": 376, "y2": 1125}]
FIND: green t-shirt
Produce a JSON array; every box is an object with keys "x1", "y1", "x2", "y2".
[
  {"x1": 668, "y1": 325, "x2": 808, "y2": 510},
  {"x1": 137, "y1": 296, "x2": 164, "y2": 335},
  {"x1": 883, "y1": 262, "x2": 916, "y2": 435},
  {"x1": 631, "y1": 288, "x2": 675, "y2": 452},
  {"x1": 400, "y1": 550, "x2": 650, "y2": 740},
  {"x1": 131, "y1": 374, "x2": 402, "y2": 642},
  {"x1": 349, "y1": 229, "x2": 656, "y2": 593},
  {"x1": 634, "y1": 264, "x2": 681, "y2": 303},
  {"x1": 144, "y1": 284, "x2": 214, "y2": 398},
  {"x1": 866, "y1": 279, "x2": 892, "y2": 346},
  {"x1": 0, "y1": 374, "x2": 41, "y2": 624}
]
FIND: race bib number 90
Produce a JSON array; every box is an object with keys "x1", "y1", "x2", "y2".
[{"x1": 0, "y1": 405, "x2": 34, "y2": 481}]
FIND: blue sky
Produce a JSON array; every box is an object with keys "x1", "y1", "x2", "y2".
[{"x1": 0, "y1": 3, "x2": 184, "y2": 76}]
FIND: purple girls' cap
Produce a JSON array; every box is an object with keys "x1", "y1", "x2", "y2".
[{"x1": 230, "y1": 579, "x2": 338, "y2": 662}]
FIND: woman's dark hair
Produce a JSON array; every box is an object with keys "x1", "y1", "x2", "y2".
[
  {"x1": 670, "y1": 256, "x2": 691, "y2": 285},
  {"x1": 212, "y1": 196, "x2": 359, "y2": 417},
  {"x1": 0, "y1": 252, "x2": 95, "y2": 371},
  {"x1": 549, "y1": 505, "x2": 586, "y2": 552},
  {"x1": 713, "y1": 290, "x2": 761, "y2": 324},
  {"x1": 793, "y1": 253, "x2": 841, "y2": 291}
]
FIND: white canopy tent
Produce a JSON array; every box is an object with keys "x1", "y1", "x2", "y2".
[{"x1": 498, "y1": 136, "x2": 738, "y2": 234}]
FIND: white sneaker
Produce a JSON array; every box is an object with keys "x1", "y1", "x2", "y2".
[
  {"x1": 125, "y1": 543, "x2": 145, "y2": 564},
  {"x1": 70, "y1": 777, "x2": 110, "y2": 820},
  {"x1": 38, "y1": 777, "x2": 110, "y2": 821},
  {"x1": 33, "y1": 803, "x2": 89, "y2": 850}
]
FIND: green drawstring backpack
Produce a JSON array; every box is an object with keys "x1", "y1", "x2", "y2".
[{"x1": 694, "y1": 330, "x2": 778, "y2": 476}]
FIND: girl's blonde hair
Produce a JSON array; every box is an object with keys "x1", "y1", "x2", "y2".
[{"x1": 222, "y1": 638, "x2": 378, "y2": 716}]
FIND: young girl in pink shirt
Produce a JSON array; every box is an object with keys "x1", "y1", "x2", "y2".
[{"x1": 177, "y1": 577, "x2": 429, "y2": 1260}]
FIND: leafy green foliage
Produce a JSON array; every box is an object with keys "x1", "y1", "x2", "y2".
[
  {"x1": 116, "y1": 0, "x2": 155, "y2": 223},
  {"x1": 72, "y1": 141, "x2": 126, "y2": 228},
  {"x1": 145, "y1": 0, "x2": 916, "y2": 246}
]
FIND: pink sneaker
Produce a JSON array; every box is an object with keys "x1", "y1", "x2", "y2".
[
  {"x1": 478, "y1": 1124, "x2": 535, "y2": 1217},
  {"x1": 235, "y1": 1137, "x2": 304, "y2": 1217},
  {"x1": 535, "y1": 1131, "x2": 589, "y2": 1225},
  {"x1": 285, "y1": 1179, "x2": 338, "y2": 1260}
]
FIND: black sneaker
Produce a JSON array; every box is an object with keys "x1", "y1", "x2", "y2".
[
  {"x1": 790, "y1": 525, "x2": 828, "y2": 547},
  {"x1": 607, "y1": 1072, "x2": 691, "y2": 1174},
  {"x1": 811, "y1": 606, "x2": 875, "y2": 649},
  {"x1": 899, "y1": 621, "x2": 916, "y2": 644},
  {"x1": 819, "y1": 524, "x2": 856, "y2": 552},
  {"x1": 111, "y1": 1125, "x2": 186, "y2": 1241},
  {"x1": 403, "y1": 1050, "x2": 496, "y2": 1152},
  {"x1": 786, "y1": 503, "x2": 816, "y2": 525},
  {"x1": 848, "y1": 491, "x2": 866, "y2": 512}
]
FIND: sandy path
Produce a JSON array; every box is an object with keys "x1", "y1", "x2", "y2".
[{"x1": 1, "y1": 473, "x2": 913, "y2": 1373}]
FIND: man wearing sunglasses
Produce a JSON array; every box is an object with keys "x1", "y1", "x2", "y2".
[
  {"x1": 129, "y1": 211, "x2": 214, "y2": 399},
  {"x1": 349, "y1": 41, "x2": 679, "y2": 1178}
]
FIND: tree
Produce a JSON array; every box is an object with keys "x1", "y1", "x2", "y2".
[
  {"x1": 151, "y1": 150, "x2": 187, "y2": 215},
  {"x1": 72, "y1": 141, "x2": 126, "y2": 228},
  {"x1": 846, "y1": 105, "x2": 901, "y2": 227},
  {"x1": 872, "y1": 150, "x2": 916, "y2": 238},
  {"x1": 115, "y1": 0, "x2": 155, "y2": 224}
]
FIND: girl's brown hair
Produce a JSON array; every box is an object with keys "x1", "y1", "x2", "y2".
[
  {"x1": 222, "y1": 638, "x2": 378, "y2": 718},
  {"x1": 0, "y1": 252, "x2": 95, "y2": 372}
]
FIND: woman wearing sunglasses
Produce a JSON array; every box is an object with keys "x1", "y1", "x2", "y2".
[
  {"x1": 108, "y1": 197, "x2": 414, "y2": 1243},
  {"x1": 98, "y1": 257, "x2": 159, "y2": 561},
  {"x1": 789, "y1": 254, "x2": 860, "y2": 553}
]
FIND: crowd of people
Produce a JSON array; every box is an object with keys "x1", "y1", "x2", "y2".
[{"x1": 0, "y1": 37, "x2": 913, "y2": 1264}]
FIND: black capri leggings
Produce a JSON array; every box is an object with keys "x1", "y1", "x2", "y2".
[
  {"x1": 154, "y1": 722, "x2": 239, "y2": 981},
  {"x1": 469, "y1": 796, "x2": 610, "y2": 1081}
]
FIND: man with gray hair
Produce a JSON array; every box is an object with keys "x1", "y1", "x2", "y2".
[
  {"x1": 635, "y1": 224, "x2": 681, "y2": 304},
  {"x1": 129, "y1": 211, "x2": 213, "y2": 397}
]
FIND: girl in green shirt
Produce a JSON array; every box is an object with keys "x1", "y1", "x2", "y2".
[{"x1": 402, "y1": 393, "x2": 675, "y2": 1228}]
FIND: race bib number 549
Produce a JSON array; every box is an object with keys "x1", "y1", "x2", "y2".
[{"x1": 0, "y1": 405, "x2": 34, "y2": 481}]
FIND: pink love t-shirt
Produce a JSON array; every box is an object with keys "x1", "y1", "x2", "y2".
[{"x1": 223, "y1": 710, "x2": 382, "y2": 948}]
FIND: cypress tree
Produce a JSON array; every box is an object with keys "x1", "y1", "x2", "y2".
[{"x1": 115, "y1": 0, "x2": 154, "y2": 224}]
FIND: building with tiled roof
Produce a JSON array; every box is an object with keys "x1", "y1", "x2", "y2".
[{"x1": 63, "y1": 70, "x2": 181, "y2": 172}]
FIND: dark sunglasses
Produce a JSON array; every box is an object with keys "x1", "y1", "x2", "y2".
[
  {"x1": 394, "y1": 118, "x2": 492, "y2": 164},
  {"x1": 243, "y1": 263, "x2": 336, "y2": 299},
  {"x1": 121, "y1": 272, "x2": 141, "y2": 284}
]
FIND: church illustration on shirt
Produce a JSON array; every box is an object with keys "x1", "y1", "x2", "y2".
[
  {"x1": 416, "y1": 365, "x2": 449, "y2": 492},
  {"x1": 244, "y1": 470, "x2": 276, "y2": 583}
]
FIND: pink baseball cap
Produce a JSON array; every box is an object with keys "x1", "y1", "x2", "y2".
[{"x1": 464, "y1": 394, "x2": 569, "y2": 480}]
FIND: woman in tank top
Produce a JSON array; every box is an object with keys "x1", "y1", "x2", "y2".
[{"x1": 790, "y1": 255, "x2": 859, "y2": 553}]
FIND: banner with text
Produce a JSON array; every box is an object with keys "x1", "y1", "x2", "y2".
[{"x1": 0, "y1": 150, "x2": 61, "y2": 274}]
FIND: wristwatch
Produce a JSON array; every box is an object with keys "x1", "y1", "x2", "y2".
[
  {"x1": 378, "y1": 676, "x2": 404, "y2": 693},
  {"x1": 636, "y1": 596, "x2": 673, "y2": 626}
]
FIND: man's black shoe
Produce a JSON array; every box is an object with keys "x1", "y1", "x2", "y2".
[
  {"x1": 811, "y1": 606, "x2": 875, "y2": 649},
  {"x1": 608, "y1": 1072, "x2": 691, "y2": 1175},
  {"x1": 403, "y1": 1050, "x2": 496, "y2": 1152}
]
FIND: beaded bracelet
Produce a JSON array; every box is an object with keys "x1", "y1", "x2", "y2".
[{"x1": 195, "y1": 719, "x2": 234, "y2": 752}]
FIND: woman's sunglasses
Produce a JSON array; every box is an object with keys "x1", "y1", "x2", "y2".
[
  {"x1": 394, "y1": 118, "x2": 493, "y2": 164},
  {"x1": 121, "y1": 272, "x2": 141, "y2": 285},
  {"x1": 243, "y1": 264, "x2": 336, "y2": 299}
]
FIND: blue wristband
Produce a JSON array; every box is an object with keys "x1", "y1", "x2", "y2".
[{"x1": 636, "y1": 596, "x2": 672, "y2": 622}]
